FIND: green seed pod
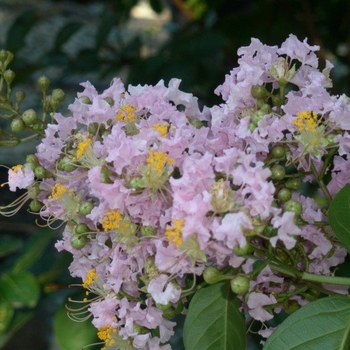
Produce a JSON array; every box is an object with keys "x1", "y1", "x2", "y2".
[
  {"x1": 285, "y1": 178, "x2": 302, "y2": 190},
  {"x1": 26, "y1": 154, "x2": 39, "y2": 165},
  {"x1": 75, "y1": 223, "x2": 90, "y2": 235},
  {"x1": 52, "y1": 88, "x2": 65, "y2": 102},
  {"x1": 230, "y1": 275, "x2": 250, "y2": 295},
  {"x1": 251, "y1": 111, "x2": 265, "y2": 125},
  {"x1": 10, "y1": 118, "x2": 25, "y2": 133},
  {"x1": 270, "y1": 145, "x2": 286, "y2": 159},
  {"x1": 22, "y1": 109, "x2": 38, "y2": 126},
  {"x1": 23, "y1": 162, "x2": 36, "y2": 171},
  {"x1": 15, "y1": 90, "x2": 25, "y2": 103},
  {"x1": 70, "y1": 233, "x2": 89, "y2": 250},
  {"x1": 251, "y1": 85, "x2": 268, "y2": 99},
  {"x1": 260, "y1": 103, "x2": 272, "y2": 114},
  {"x1": 203, "y1": 266, "x2": 226, "y2": 284},
  {"x1": 3, "y1": 69, "x2": 15, "y2": 84},
  {"x1": 270, "y1": 164, "x2": 286, "y2": 180},
  {"x1": 283, "y1": 199, "x2": 303, "y2": 216},
  {"x1": 37, "y1": 75, "x2": 50, "y2": 92},
  {"x1": 79, "y1": 96, "x2": 92, "y2": 104},
  {"x1": 34, "y1": 166, "x2": 48, "y2": 179},
  {"x1": 277, "y1": 188, "x2": 292, "y2": 202},
  {"x1": 79, "y1": 201, "x2": 94, "y2": 216},
  {"x1": 283, "y1": 299, "x2": 300, "y2": 314},
  {"x1": 162, "y1": 307, "x2": 176, "y2": 320},
  {"x1": 104, "y1": 97, "x2": 114, "y2": 106},
  {"x1": 29, "y1": 199, "x2": 43, "y2": 212}
]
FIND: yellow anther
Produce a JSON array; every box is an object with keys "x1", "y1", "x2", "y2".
[
  {"x1": 102, "y1": 209, "x2": 122, "y2": 232},
  {"x1": 74, "y1": 138, "x2": 92, "y2": 160},
  {"x1": 293, "y1": 111, "x2": 318, "y2": 133},
  {"x1": 49, "y1": 183, "x2": 68, "y2": 201},
  {"x1": 165, "y1": 219, "x2": 184, "y2": 248},
  {"x1": 11, "y1": 164, "x2": 23, "y2": 173},
  {"x1": 82, "y1": 269, "x2": 98, "y2": 289},
  {"x1": 153, "y1": 123, "x2": 169, "y2": 138},
  {"x1": 116, "y1": 104, "x2": 137, "y2": 122},
  {"x1": 146, "y1": 150, "x2": 174, "y2": 178}
]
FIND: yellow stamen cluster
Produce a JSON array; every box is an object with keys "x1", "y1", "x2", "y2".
[
  {"x1": 153, "y1": 123, "x2": 169, "y2": 138},
  {"x1": 102, "y1": 209, "x2": 123, "y2": 232},
  {"x1": 97, "y1": 325, "x2": 117, "y2": 349},
  {"x1": 74, "y1": 138, "x2": 92, "y2": 160},
  {"x1": 293, "y1": 111, "x2": 318, "y2": 133},
  {"x1": 49, "y1": 183, "x2": 68, "y2": 201},
  {"x1": 165, "y1": 219, "x2": 184, "y2": 248},
  {"x1": 146, "y1": 149, "x2": 174, "y2": 178},
  {"x1": 116, "y1": 104, "x2": 137, "y2": 122},
  {"x1": 12, "y1": 164, "x2": 23, "y2": 173},
  {"x1": 82, "y1": 269, "x2": 98, "y2": 288}
]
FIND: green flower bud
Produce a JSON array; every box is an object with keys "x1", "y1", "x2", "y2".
[
  {"x1": 10, "y1": 118, "x2": 25, "y2": 133},
  {"x1": 251, "y1": 110, "x2": 265, "y2": 125},
  {"x1": 22, "y1": 109, "x2": 38, "y2": 126},
  {"x1": 285, "y1": 178, "x2": 302, "y2": 190},
  {"x1": 79, "y1": 96, "x2": 92, "y2": 104},
  {"x1": 162, "y1": 307, "x2": 176, "y2": 320},
  {"x1": 104, "y1": 97, "x2": 114, "y2": 106},
  {"x1": 203, "y1": 266, "x2": 227, "y2": 284},
  {"x1": 70, "y1": 233, "x2": 89, "y2": 250},
  {"x1": 271, "y1": 95, "x2": 283, "y2": 106},
  {"x1": 29, "y1": 199, "x2": 43, "y2": 212},
  {"x1": 188, "y1": 118, "x2": 204, "y2": 129},
  {"x1": 49, "y1": 97, "x2": 60, "y2": 111},
  {"x1": 233, "y1": 243, "x2": 251, "y2": 256},
  {"x1": 260, "y1": 103, "x2": 272, "y2": 114},
  {"x1": 79, "y1": 201, "x2": 94, "y2": 216},
  {"x1": 277, "y1": 188, "x2": 292, "y2": 202},
  {"x1": 283, "y1": 299, "x2": 300, "y2": 314},
  {"x1": 23, "y1": 162, "x2": 36, "y2": 171},
  {"x1": 156, "y1": 302, "x2": 172, "y2": 311},
  {"x1": 251, "y1": 85, "x2": 268, "y2": 99},
  {"x1": 263, "y1": 225, "x2": 277, "y2": 237},
  {"x1": 270, "y1": 164, "x2": 286, "y2": 180},
  {"x1": 57, "y1": 156, "x2": 76, "y2": 172},
  {"x1": 26, "y1": 154, "x2": 39, "y2": 165},
  {"x1": 34, "y1": 166, "x2": 48, "y2": 179},
  {"x1": 326, "y1": 134, "x2": 335, "y2": 146},
  {"x1": 52, "y1": 88, "x2": 65, "y2": 102},
  {"x1": 3, "y1": 69, "x2": 15, "y2": 84},
  {"x1": 230, "y1": 275, "x2": 250, "y2": 294},
  {"x1": 15, "y1": 90, "x2": 25, "y2": 103},
  {"x1": 283, "y1": 199, "x2": 303, "y2": 216},
  {"x1": 37, "y1": 75, "x2": 50, "y2": 92},
  {"x1": 248, "y1": 122, "x2": 256, "y2": 132},
  {"x1": 270, "y1": 145, "x2": 286, "y2": 159},
  {"x1": 75, "y1": 223, "x2": 90, "y2": 235}
]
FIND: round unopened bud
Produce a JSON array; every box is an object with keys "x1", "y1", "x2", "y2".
[
  {"x1": 79, "y1": 96, "x2": 91, "y2": 104},
  {"x1": 15, "y1": 90, "x2": 25, "y2": 102},
  {"x1": 251, "y1": 110, "x2": 265, "y2": 125},
  {"x1": 52, "y1": 88, "x2": 65, "y2": 102},
  {"x1": 283, "y1": 299, "x2": 300, "y2": 314},
  {"x1": 270, "y1": 164, "x2": 286, "y2": 180},
  {"x1": 49, "y1": 97, "x2": 60, "y2": 111},
  {"x1": 3, "y1": 69, "x2": 15, "y2": 84},
  {"x1": 270, "y1": 145, "x2": 286, "y2": 159},
  {"x1": 104, "y1": 97, "x2": 114, "y2": 106},
  {"x1": 79, "y1": 201, "x2": 94, "y2": 216},
  {"x1": 162, "y1": 307, "x2": 176, "y2": 320},
  {"x1": 285, "y1": 178, "x2": 302, "y2": 190},
  {"x1": 272, "y1": 95, "x2": 283, "y2": 106},
  {"x1": 37, "y1": 75, "x2": 50, "y2": 92},
  {"x1": 277, "y1": 188, "x2": 292, "y2": 202},
  {"x1": 57, "y1": 156, "x2": 76, "y2": 172},
  {"x1": 251, "y1": 85, "x2": 268, "y2": 99},
  {"x1": 75, "y1": 223, "x2": 90, "y2": 235},
  {"x1": 230, "y1": 275, "x2": 250, "y2": 295},
  {"x1": 34, "y1": 166, "x2": 48, "y2": 179},
  {"x1": 29, "y1": 199, "x2": 43, "y2": 212},
  {"x1": 260, "y1": 103, "x2": 271, "y2": 114},
  {"x1": 283, "y1": 199, "x2": 303, "y2": 216},
  {"x1": 70, "y1": 233, "x2": 89, "y2": 250},
  {"x1": 22, "y1": 109, "x2": 38, "y2": 126},
  {"x1": 26, "y1": 154, "x2": 39, "y2": 165},
  {"x1": 10, "y1": 118, "x2": 25, "y2": 133},
  {"x1": 203, "y1": 266, "x2": 226, "y2": 284}
]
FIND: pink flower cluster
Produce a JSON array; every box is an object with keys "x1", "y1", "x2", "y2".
[{"x1": 4, "y1": 34, "x2": 350, "y2": 347}]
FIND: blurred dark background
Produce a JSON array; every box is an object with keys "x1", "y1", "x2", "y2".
[{"x1": 0, "y1": 0, "x2": 349, "y2": 349}]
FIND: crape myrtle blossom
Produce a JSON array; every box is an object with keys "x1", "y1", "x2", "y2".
[{"x1": 2, "y1": 34, "x2": 350, "y2": 348}]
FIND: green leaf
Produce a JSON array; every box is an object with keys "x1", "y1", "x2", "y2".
[
  {"x1": 0, "y1": 235, "x2": 22, "y2": 258},
  {"x1": 263, "y1": 296, "x2": 350, "y2": 350},
  {"x1": 96, "y1": 14, "x2": 119, "y2": 49},
  {"x1": 183, "y1": 282, "x2": 246, "y2": 350},
  {"x1": 12, "y1": 229, "x2": 53, "y2": 273},
  {"x1": 329, "y1": 184, "x2": 350, "y2": 253},
  {"x1": 54, "y1": 303, "x2": 97, "y2": 350},
  {"x1": 0, "y1": 271, "x2": 40, "y2": 308},
  {"x1": 0, "y1": 299, "x2": 14, "y2": 333},
  {"x1": 54, "y1": 22, "x2": 83, "y2": 51}
]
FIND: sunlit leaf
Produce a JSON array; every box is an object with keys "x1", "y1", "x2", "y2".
[
  {"x1": 183, "y1": 282, "x2": 246, "y2": 350},
  {"x1": 264, "y1": 296, "x2": 350, "y2": 350},
  {"x1": 0, "y1": 271, "x2": 40, "y2": 308},
  {"x1": 329, "y1": 184, "x2": 350, "y2": 254}
]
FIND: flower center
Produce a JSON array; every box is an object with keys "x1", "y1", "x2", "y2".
[{"x1": 166, "y1": 219, "x2": 184, "y2": 248}]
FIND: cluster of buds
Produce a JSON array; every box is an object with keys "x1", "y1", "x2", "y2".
[{"x1": 2, "y1": 35, "x2": 350, "y2": 348}]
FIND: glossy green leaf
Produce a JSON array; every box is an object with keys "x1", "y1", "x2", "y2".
[
  {"x1": 329, "y1": 184, "x2": 350, "y2": 254},
  {"x1": 264, "y1": 296, "x2": 350, "y2": 350},
  {"x1": 183, "y1": 282, "x2": 246, "y2": 350},
  {"x1": 54, "y1": 22, "x2": 83, "y2": 50},
  {"x1": 0, "y1": 235, "x2": 22, "y2": 258},
  {"x1": 54, "y1": 303, "x2": 97, "y2": 350},
  {"x1": 0, "y1": 271, "x2": 40, "y2": 308},
  {"x1": 0, "y1": 299, "x2": 14, "y2": 333},
  {"x1": 12, "y1": 229, "x2": 53, "y2": 273}
]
